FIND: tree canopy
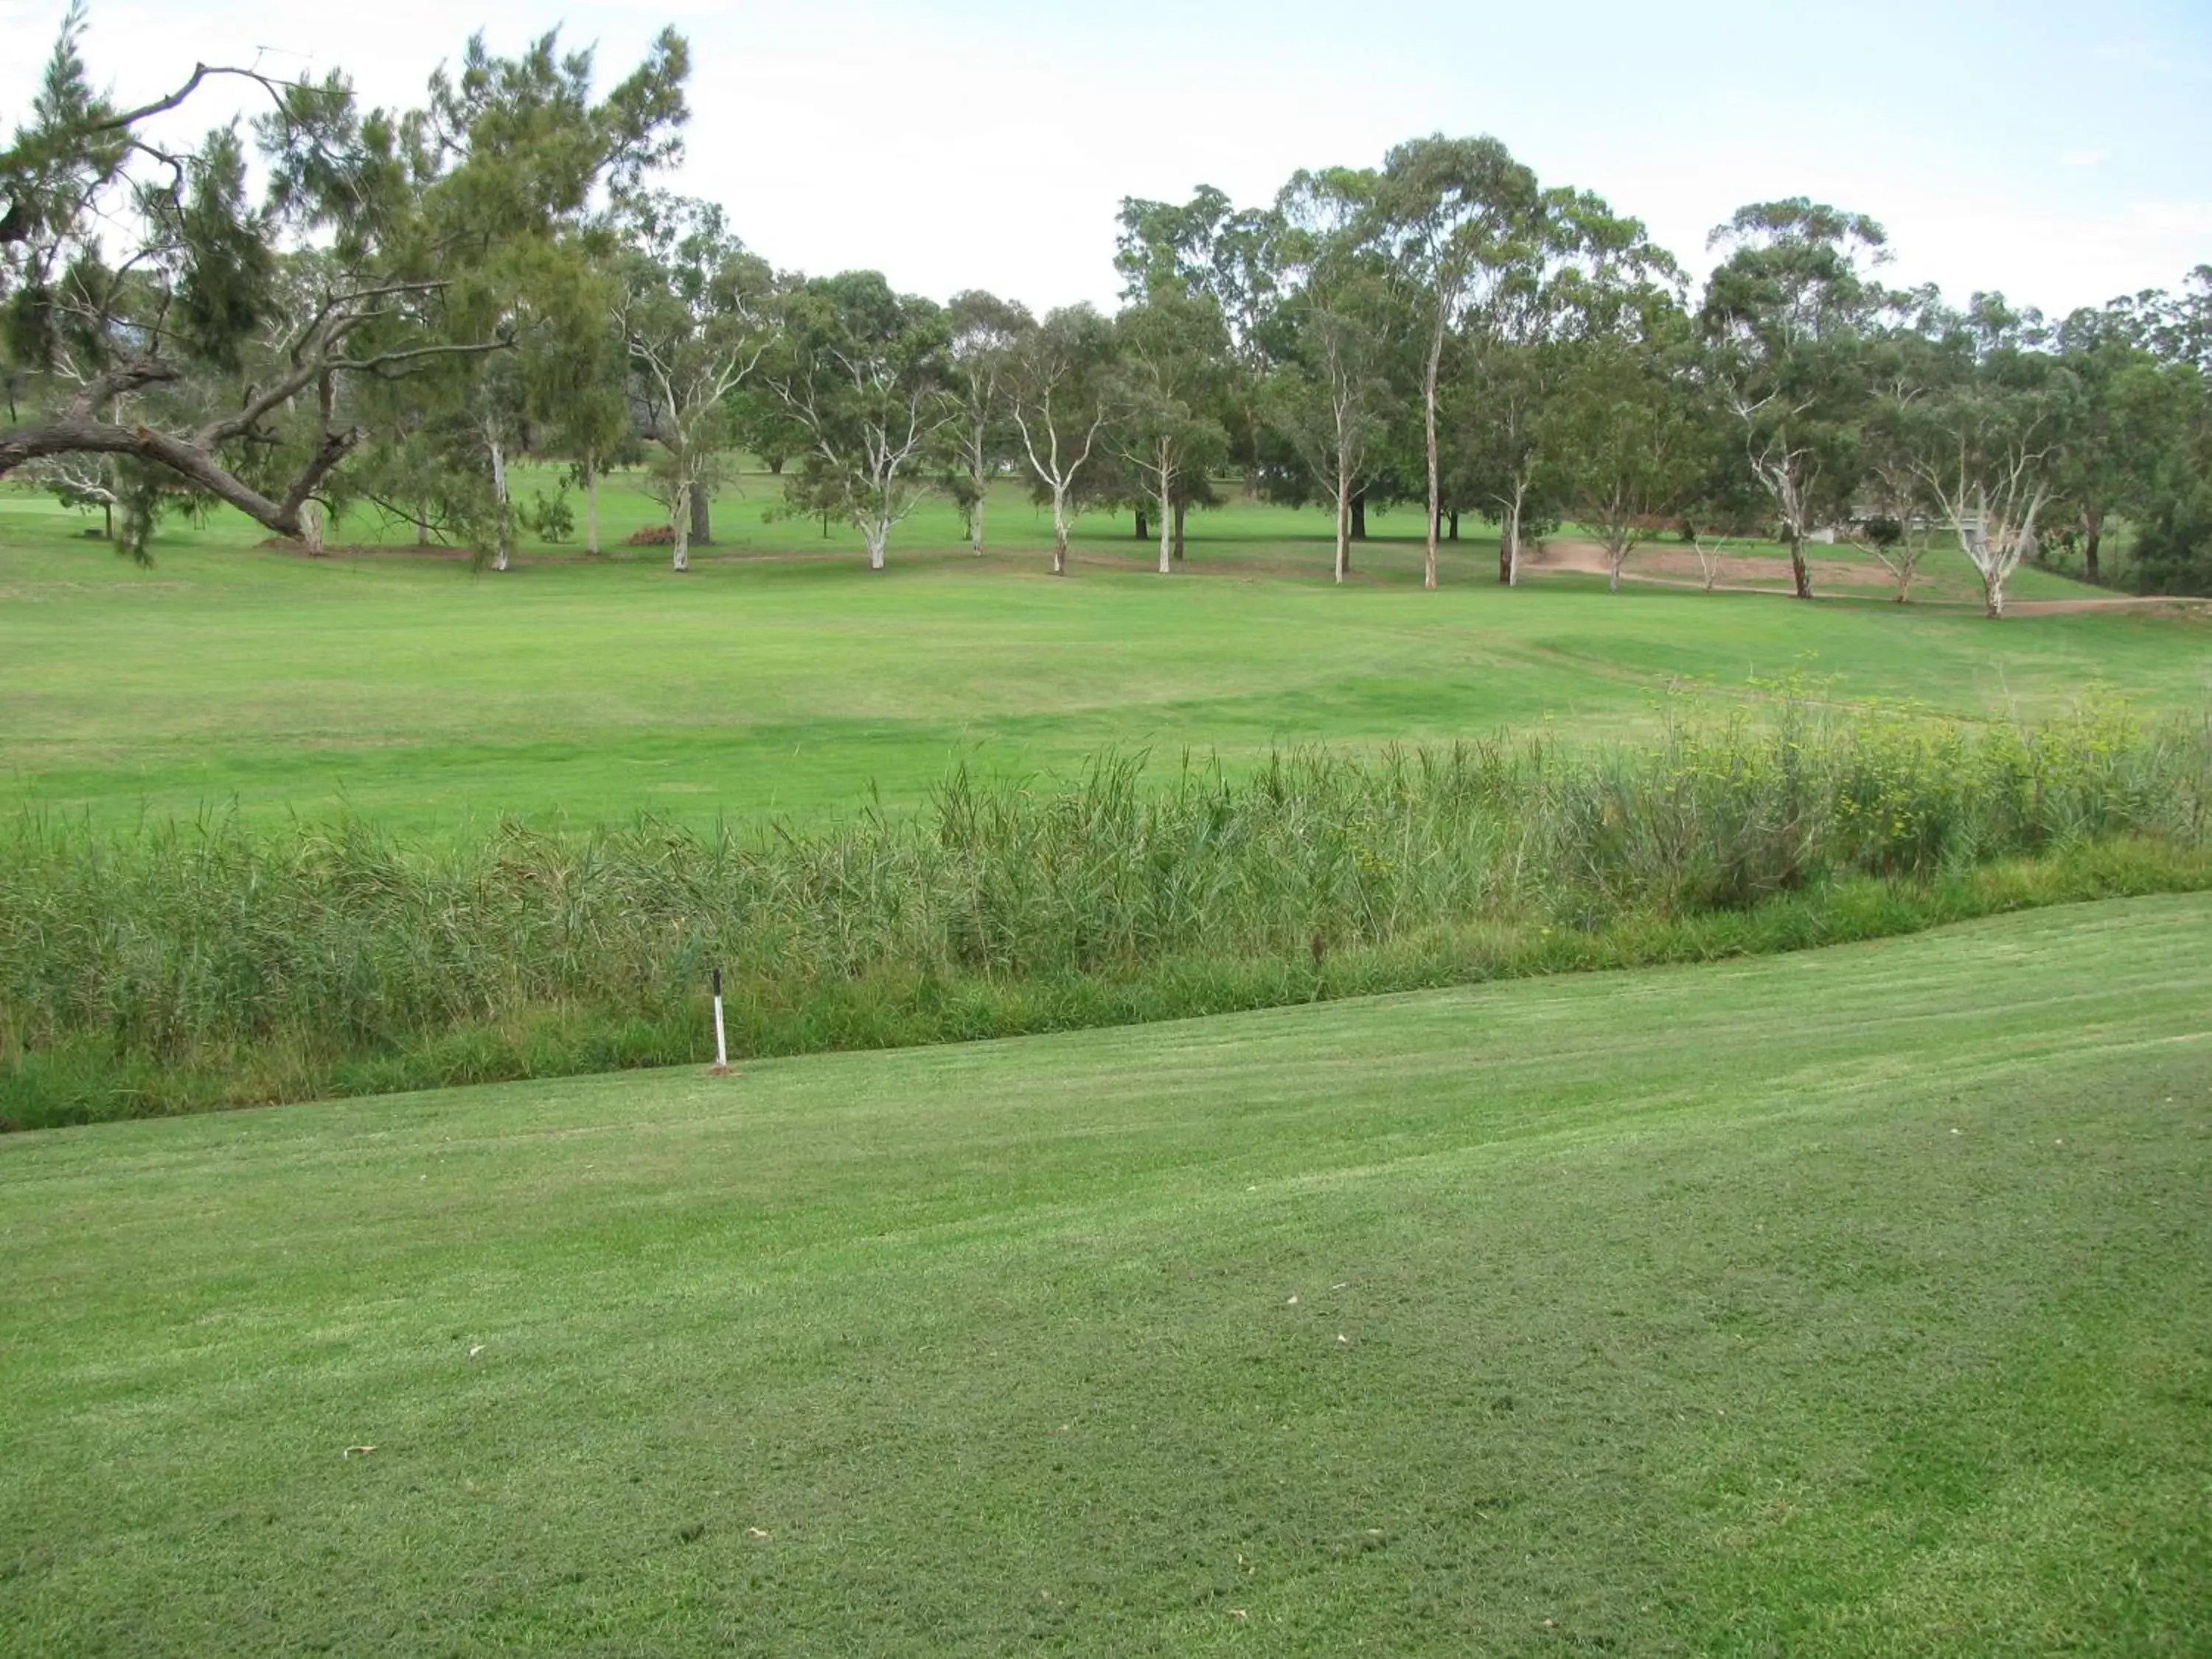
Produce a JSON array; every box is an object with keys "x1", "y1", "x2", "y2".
[{"x1": 6, "y1": 9, "x2": 2207, "y2": 600}]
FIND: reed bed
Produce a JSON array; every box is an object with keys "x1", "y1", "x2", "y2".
[{"x1": 4, "y1": 700, "x2": 2208, "y2": 1127}]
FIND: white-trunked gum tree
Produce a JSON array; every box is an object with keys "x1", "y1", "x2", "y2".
[
  {"x1": 768, "y1": 271, "x2": 958, "y2": 571},
  {"x1": 1006, "y1": 304, "x2": 1116, "y2": 577},
  {"x1": 618, "y1": 196, "x2": 773, "y2": 571}
]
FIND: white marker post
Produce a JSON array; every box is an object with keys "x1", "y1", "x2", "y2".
[{"x1": 709, "y1": 967, "x2": 731, "y2": 1076}]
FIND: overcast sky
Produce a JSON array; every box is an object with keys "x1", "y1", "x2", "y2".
[{"x1": 6, "y1": 0, "x2": 2208, "y2": 316}]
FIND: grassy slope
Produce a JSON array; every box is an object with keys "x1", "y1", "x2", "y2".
[
  {"x1": 3, "y1": 895, "x2": 2207, "y2": 1655},
  {"x1": 4, "y1": 479, "x2": 2205, "y2": 833}
]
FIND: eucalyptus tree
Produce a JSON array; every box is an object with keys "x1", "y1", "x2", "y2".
[
  {"x1": 1005, "y1": 305, "x2": 1116, "y2": 577},
  {"x1": 944, "y1": 289, "x2": 1032, "y2": 554},
  {"x1": 0, "y1": 6, "x2": 689, "y2": 557},
  {"x1": 1551, "y1": 285, "x2": 1705, "y2": 591},
  {"x1": 618, "y1": 198, "x2": 774, "y2": 571},
  {"x1": 1373, "y1": 135, "x2": 1544, "y2": 589},
  {"x1": 1444, "y1": 321, "x2": 1559, "y2": 584},
  {"x1": 2138, "y1": 265, "x2": 2212, "y2": 374},
  {"x1": 1452, "y1": 189, "x2": 1677, "y2": 584},
  {"x1": 2047, "y1": 300, "x2": 2201, "y2": 584},
  {"x1": 767, "y1": 271, "x2": 957, "y2": 571},
  {"x1": 1844, "y1": 423, "x2": 1940, "y2": 602},
  {"x1": 1110, "y1": 289, "x2": 1232, "y2": 576},
  {"x1": 1904, "y1": 296, "x2": 2079, "y2": 619},
  {"x1": 1700, "y1": 199, "x2": 1892, "y2": 599},
  {"x1": 1256, "y1": 168, "x2": 1404, "y2": 582},
  {"x1": 1115, "y1": 185, "x2": 1276, "y2": 369},
  {"x1": 2113, "y1": 269, "x2": 2212, "y2": 594}
]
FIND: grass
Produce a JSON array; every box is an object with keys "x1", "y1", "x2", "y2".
[
  {"x1": 1, "y1": 894, "x2": 2207, "y2": 1653},
  {"x1": 5, "y1": 473, "x2": 2206, "y2": 835},
  {"x1": 9, "y1": 704, "x2": 2207, "y2": 1126}
]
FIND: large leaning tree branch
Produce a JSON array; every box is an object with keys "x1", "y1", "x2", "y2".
[{"x1": 1, "y1": 9, "x2": 694, "y2": 548}]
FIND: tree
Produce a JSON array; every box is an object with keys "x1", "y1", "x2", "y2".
[
  {"x1": 537, "y1": 267, "x2": 632, "y2": 557},
  {"x1": 618, "y1": 198, "x2": 773, "y2": 571},
  {"x1": 1905, "y1": 296, "x2": 2078, "y2": 619},
  {"x1": 1374, "y1": 134, "x2": 1543, "y2": 589},
  {"x1": 2109, "y1": 268, "x2": 2212, "y2": 595},
  {"x1": 2129, "y1": 455, "x2": 2212, "y2": 596},
  {"x1": 1110, "y1": 291, "x2": 1231, "y2": 576},
  {"x1": 0, "y1": 7, "x2": 689, "y2": 557},
  {"x1": 1450, "y1": 188, "x2": 1677, "y2": 584},
  {"x1": 768, "y1": 271, "x2": 956, "y2": 571},
  {"x1": 1115, "y1": 184, "x2": 1276, "y2": 373},
  {"x1": 1700, "y1": 199, "x2": 1892, "y2": 599},
  {"x1": 1552, "y1": 288, "x2": 1704, "y2": 591},
  {"x1": 944, "y1": 289, "x2": 1030, "y2": 554},
  {"x1": 1256, "y1": 169, "x2": 1404, "y2": 583},
  {"x1": 2046, "y1": 301, "x2": 2202, "y2": 585},
  {"x1": 1844, "y1": 441, "x2": 1938, "y2": 604},
  {"x1": 1116, "y1": 184, "x2": 1276, "y2": 492},
  {"x1": 1006, "y1": 305, "x2": 1115, "y2": 577}
]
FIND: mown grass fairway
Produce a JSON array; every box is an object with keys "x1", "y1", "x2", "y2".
[
  {"x1": 5, "y1": 478, "x2": 2205, "y2": 832},
  {"x1": 4, "y1": 897, "x2": 2208, "y2": 1654}
]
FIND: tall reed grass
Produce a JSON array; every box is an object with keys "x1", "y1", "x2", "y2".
[{"x1": 4, "y1": 701, "x2": 2208, "y2": 1128}]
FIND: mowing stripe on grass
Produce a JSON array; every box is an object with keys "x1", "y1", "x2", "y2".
[{"x1": 1, "y1": 896, "x2": 2208, "y2": 1653}]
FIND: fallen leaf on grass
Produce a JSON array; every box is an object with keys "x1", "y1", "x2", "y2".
[
  {"x1": 342, "y1": 1445, "x2": 376, "y2": 1458},
  {"x1": 747, "y1": 1527, "x2": 771, "y2": 1540}
]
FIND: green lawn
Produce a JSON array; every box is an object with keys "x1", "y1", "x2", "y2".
[
  {"x1": 1, "y1": 895, "x2": 2206, "y2": 1653},
  {"x1": 4, "y1": 475, "x2": 2205, "y2": 833}
]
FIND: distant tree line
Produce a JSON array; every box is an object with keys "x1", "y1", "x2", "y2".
[{"x1": 4, "y1": 7, "x2": 2209, "y2": 610}]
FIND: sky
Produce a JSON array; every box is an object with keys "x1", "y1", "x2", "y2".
[{"x1": 4, "y1": 0, "x2": 2208, "y2": 316}]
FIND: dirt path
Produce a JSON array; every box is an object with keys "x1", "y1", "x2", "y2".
[
  {"x1": 1531, "y1": 539, "x2": 2208, "y2": 616},
  {"x1": 1527, "y1": 538, "x2": 1892, "y2": 596},
  {"x1": 2003, "y1": 594, "x2": 2212, "y2": 617}
]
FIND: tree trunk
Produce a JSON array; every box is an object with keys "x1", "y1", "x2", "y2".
[
  {"x1": 1983, "y1": 568, "x2": 2006, "y2": 619},
  {"x1": 584, "y1": 458, "x2": 600, "y2": 557},
  {"x1": 1422, "y1": 316, "x2": 1442, "y2": 592},
  {"x1": 487, "y1": 438, "x2": 509, "y2": 572},
  {"x1": 689, "y1": 482, "x2": 712, "y2": 548},
  {"x1": 1051, "y1": 495, "x2": 1069, "y2": 576},
  {"x1": 970, "y1": 424, "x2": 988, "y2": 554},
  {"x1": 0, "y1": 406, "x2": 352, "y2": 543},
  {"x1": 302, "y1": 499, "x2": 327, "y2": 556},
  {"x1": 1334, "y1": 473, "x2": 1351, "y2": 584},
  {"x1": 1501, "y1": 480, "x2": 1527, "y2": 585},
  {"x1": 415, "y1": 509, "x2": 429, "y2": 547},
  {"x1": 670, "y1": 479, "x2": 690, "y2": 573},
  {"x1": 1349, "y1": 490, "x2": 1367, "y2": 542},
  {"x1": 1447, "y1": 509, "x2": 1459, "y2": 542},
  {"x1": 1157, "y1": 470, "x2": 1174, "y2": 576},
  {"x1": 1135, "y1": 509, "x2": 1149, "y2": 541},
  {"x1": 867, "y1": 518, "x2": 888, "y2": 571},
  {"x1": 1787, "y1": 529, "x2": 1811, "y2": 599},
  {"x1": 1172, "y1": 501, "x2": 1186, "y2": 563},
  {"x1": 2082, "y1": 508, "x2": 2103, "y2": 585}
]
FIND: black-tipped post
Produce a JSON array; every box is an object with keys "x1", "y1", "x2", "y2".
[{"x1": 709, "y1": 967, "x2": 729, "y2": 1074}]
